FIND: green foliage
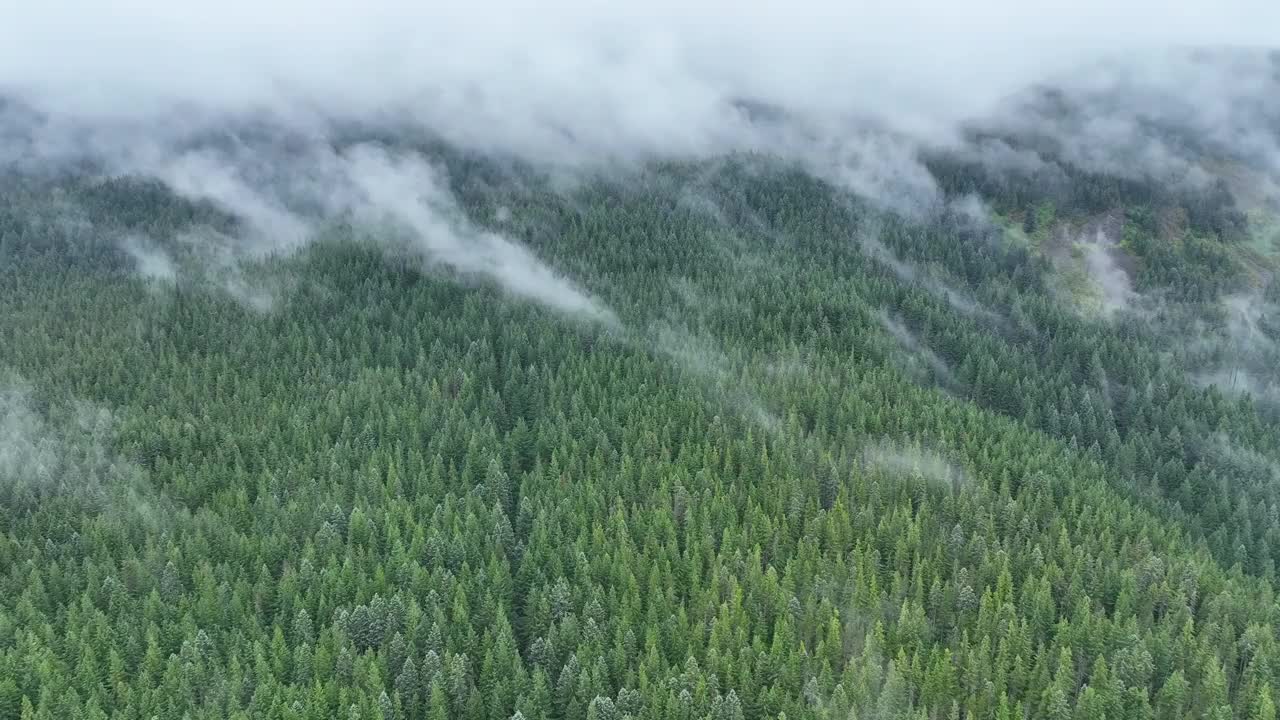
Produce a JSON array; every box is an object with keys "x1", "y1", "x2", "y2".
[{"x1": 0, "y1": 150, "x2": 1277, "y2": 719}]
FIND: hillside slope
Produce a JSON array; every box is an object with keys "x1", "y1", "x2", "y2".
[{"x1": 2, "y1": 116, "x2": 1280, "y2": 720}]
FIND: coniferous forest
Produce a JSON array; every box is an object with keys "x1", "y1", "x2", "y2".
[{"x1": 3, "y1": 78, "x2": 1280, "y2": 720}]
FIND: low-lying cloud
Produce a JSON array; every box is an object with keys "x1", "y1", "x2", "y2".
[
  {"x1": 3, "y1": 2, "x2": 1278, "y2": 209},
  {"x1": 861, "y1": 438, "x2": 967, "y2": 491},
  {"x1": 5, "y1": 1, "x2": 1276, "y2": 136},
  {"x1": 333, "y1": 146, "x2": 615, "y2": 321},
  {"x1": 646, "y1": 322, "x2": 781, "y2": 433},
  {"x1": 859, "y1": 231, "x2": 993, "y2": 319},
  {"x1": 992, "y1": 49, "x2": 1280, "y2": 188},
  {"x1": 1, "y1": 0, "x2": 1278, "y2": 327},
  {"x1": 154, "y1": 149, "x2": 313, "y2": 253},
  {"x1": 1079, "y1": 231, "x2": 1137, "y2": 317},
  {"x1": 876, "y1": 311, "x2": 957, "y2": 387},
  {"x1": 83, "y1": 134, "x2": 617, "y2": 319},
  {"x1": 120, "y1": 234, "x2": 178, "y2": 282},
  {"x1": 1185, "y1": 288, "x2": 1280, "y2": 407},
  {"x1": 0, "y1": 373, "x2": 159, "y2": 521}
]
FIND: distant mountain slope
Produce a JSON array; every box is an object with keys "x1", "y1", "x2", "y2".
[{"x1": 3, "y1": 52, "x2": 1280, "y2": 719}]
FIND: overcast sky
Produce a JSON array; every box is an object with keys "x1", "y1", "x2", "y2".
[{"x1": 3, "y1": 0, "x2": 1278, "y2": 160}]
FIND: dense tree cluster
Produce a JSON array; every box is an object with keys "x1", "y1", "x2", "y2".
[{"x1": 0, "y1": 147, "x2": 1278, "y2": 719}]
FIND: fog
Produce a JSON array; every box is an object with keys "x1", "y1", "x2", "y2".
[
  {"x1": 861, "y1": 438, "x2": 967, "y2": 491},
  {"x1": 876, "y1": 311, "x2": 957, "y2": 387},
  {"x1": 0, "y1": 379, "x2": 64, "y2": 487},
  {"x1": 992, "y1": 48, "x2": 1280, "y2": 188},
  {"x1": 1, "y1": 1, "x2": 1278, "y2": 319},
  {"x1": 859, "y1": 231, "x2": 992, "y2": 319},
  {"x1": 3, "y1": 2, "x2": 1277, "y2": 175},
  {"x1": 105, "y1": 135, "x2": 617, "y2": 318},
  {"x1": 0, "y1": 373, "x2": 152, "y2": 512},
  {"x1": 1079, "y1": 232, "x2": 1137, "y2": 318},
  {"x1": 120, "y1": 234, "x2": 178, "y2": 282},
  {"x1": 5, "y1": 2, "x2": 1277, "y2": 139},
  {"x1": 646, "y1": 322, "x2": 782, "y2": 434},
  {"x1": 1189, "y1": 289, "x2": 1280, "y2": 404},
  {"x1": 329, "y1": 145, "x2": 615, "y2": 320}
]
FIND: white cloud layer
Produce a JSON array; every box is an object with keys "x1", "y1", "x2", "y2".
[
  {"x1": 2, "y1": 1, "x2": 1277, "y2": 163},
  {"x1": 1, "y1": 1, "x2": 1277, "y2": 319}
]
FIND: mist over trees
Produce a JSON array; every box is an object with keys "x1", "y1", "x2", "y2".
[
  {"x1": 4, "y1": 100, "x2": 1280, "y2": 717},
  {"x1": 3, "y1": 5, "x2": 1280, "y2": 718}
]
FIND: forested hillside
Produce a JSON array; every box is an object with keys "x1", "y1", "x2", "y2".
[{"x1": 2, "y1": 111, "x2": 1280, "y2": 720}]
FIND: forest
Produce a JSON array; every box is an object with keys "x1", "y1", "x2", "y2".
[{"x1": 1, "y1": 108, "x2": 1280, "y2": 720}]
